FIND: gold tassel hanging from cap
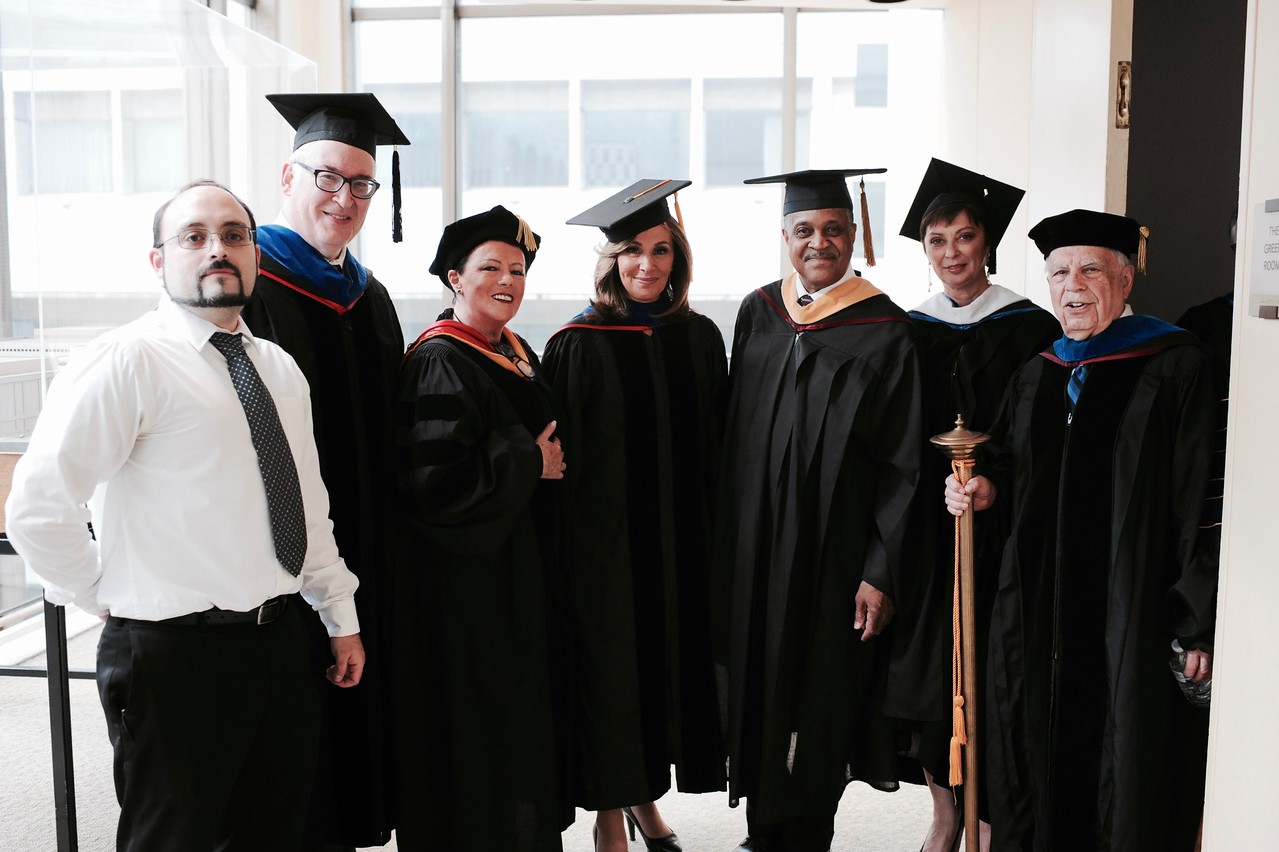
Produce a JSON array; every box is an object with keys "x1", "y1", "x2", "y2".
[
  {"x1": 515, "y1": 215, "x2": 539, "y2": 252},
  {"x1": 1137, "y1": 225, "x2": 1150, "y2": 275},
  {"x1": 673, "y1": 193, "x2": 685, "y2": 232},
  {"x1": 860, "y1": 178, "x2": 876, "y2": 267}
]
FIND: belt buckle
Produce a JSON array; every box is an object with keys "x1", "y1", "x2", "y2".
[{"x1": 256, "y1": 597, "x2": 277, "y2": 626}]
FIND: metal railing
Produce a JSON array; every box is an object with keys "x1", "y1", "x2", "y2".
[{"x1": 0, "y1": 535, "x2": 91, "y2": 852}]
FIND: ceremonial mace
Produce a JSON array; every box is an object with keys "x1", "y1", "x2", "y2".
[{"x1": 930, "y1": 416, "x2": 990, "y2": 852}]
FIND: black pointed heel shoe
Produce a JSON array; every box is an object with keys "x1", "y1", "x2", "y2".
[{"x1": 622, "y1": 806, "x2": 682, "y2": 852}]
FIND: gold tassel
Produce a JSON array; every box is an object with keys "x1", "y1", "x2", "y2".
[
  {"x1": 515, "y1": 215, "x2": 539, "y2": 252},
  {"x1": 1137, "y1": 225, "x2": 1150, "y2": 275},
  {"x1": 673, "y1": 193, "x2": 685, "y2": 231},
  {"x1": 860, "y1": 178, "x2": 876, "y2": 267}
]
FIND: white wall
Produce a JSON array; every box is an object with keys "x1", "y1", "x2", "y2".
[
  {"x1": 942, "y1": 0, "x2": 1128, "y2": 306},
  {"x1": 1203, "y1": 0, "x2": 1279, "y2": 846}
]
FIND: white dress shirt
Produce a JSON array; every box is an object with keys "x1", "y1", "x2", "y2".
[
  {"x1": 4, "y1": 296, "x2": 359, "y2": 636},
  {"x1": 794, "y1": 268, "x2": 859, "y2": 302}
]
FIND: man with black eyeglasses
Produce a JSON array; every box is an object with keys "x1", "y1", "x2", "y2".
[
  {"x1": 5, "y1": 180, "x2": 364, "y2": 851},
  {"x1": 240, "y1": 93, "x2": 410, "y2": 851}
]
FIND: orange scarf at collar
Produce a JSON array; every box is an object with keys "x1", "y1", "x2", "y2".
[
  {"x1": 782, "y1": 272, "x2": 885, "y2": 324},
  {"x1": 407, "y1": 320, "x2": 536, "y2": 380}
]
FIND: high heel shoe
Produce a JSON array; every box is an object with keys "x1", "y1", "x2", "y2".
[{"x1": 622, "y1": 806, "x2": 682, "y2": 852}]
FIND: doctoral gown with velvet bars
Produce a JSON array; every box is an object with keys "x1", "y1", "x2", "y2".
[
  {"x1": 980, "y1": 328, "x2": 1218, "y2": 852},
  {"x1": 541, "y1": 310, "x2": 728, "y2": 810},
  {"x1": 241, "y1": 250, "x2": 403, "y2": 847},
  {"x1": 391, "y1": 321, "x2": 567, "y2": 852},
  {"x1": 714, "y1": 280, "x2": 922, "y2": 825},
  {"x1": 886, "y1": 298, "x2": 1060, "y2": 787}
]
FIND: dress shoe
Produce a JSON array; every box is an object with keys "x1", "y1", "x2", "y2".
[{"x1": 622, "y1": 806, "x2": 682, "y2": 852}]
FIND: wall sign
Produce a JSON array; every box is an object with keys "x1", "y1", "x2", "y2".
[{"x1": 1251, "y1": 199, "x2": 1279, "y2": 318}]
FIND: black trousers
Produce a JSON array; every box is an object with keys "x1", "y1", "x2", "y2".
[
  {"x1": 746, "y1": 798, "x2": 838, "y2": 852},
  {"x1": 97, "y1": 602, "x2": 322, "y2": 852}
]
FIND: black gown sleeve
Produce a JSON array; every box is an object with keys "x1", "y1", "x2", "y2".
[{"x1": 396, "y1": 343, "x2": 543, "y2": 554}]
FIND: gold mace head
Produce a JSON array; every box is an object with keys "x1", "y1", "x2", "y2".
[{"x1": 930, "y1": 415, "x2": 992, "y2": 460}]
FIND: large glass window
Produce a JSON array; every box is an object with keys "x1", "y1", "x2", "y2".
[
  {"x1": 798, "y1": 9, "x2": 943, "y2": 309},
  {"x1": 13, "y1": 91, "x2": 114, "y2": 195},
  {"x1": 123, "y1": 89, "x2": 185, "y2": 194},
  {"x1": 582, "y1": 79, "x2": 690, "y2": 188},
  {"x1": 352, "y1": 17, "x2": 443, "y2": 319},
  {"x1": 463, "y1": 81, "x2": 569, "y2": 188},
  {"x1": 360, "y1": 6, "x2": 936, "y2": 347},
  {"x1": 857, "y1": 44, "x2": 890, "y2": 108},
  {"x1": 704, "y1": 78, "x2": 811, "y2": 185}
]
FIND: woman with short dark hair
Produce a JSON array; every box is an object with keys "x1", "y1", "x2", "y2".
[{"x1": 889, "y1": 159, "x2": 1060, "y2": 852}]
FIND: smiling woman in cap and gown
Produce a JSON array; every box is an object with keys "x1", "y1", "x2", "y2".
[
  {"x1": 714, "y1": 168, "x2": 922, "y2": 852},
  {"x1": 885, "y1": 158, "x2": 1060, "y2": 852},
  {"x1": 391, "y1": 206, "x2": 570, "y2": 852},
  {"x1": 541, "y1": 179, "x2": 727, "y2": 852},
  {"x1": 241, "y1": 91, "x2": 409, "y2": 849}
]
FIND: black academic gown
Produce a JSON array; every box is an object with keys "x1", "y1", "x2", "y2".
[
  {"x1": 886, "y1": 298, "x2": 1060, "y2": 789},
  {"x1": 541, "y1": 310, "x2": 728, "y2": 810},
  {"x1": 715, "y1": 279, "x2": 922, "y2": 826},
  {"x1": 1177, "y1": 294, "x2": 1232, "y2": 529},
  {"x1": 981, "y1": 328, "x2": 1218, "y2": 852},
  {"x1": 241, "y1": 250, "x2": 403, "y2": 847},
  {"x1": 391, "y1": 318, "x2": 567, "y2": 852}
]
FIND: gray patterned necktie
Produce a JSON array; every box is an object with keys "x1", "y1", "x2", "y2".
[
  {"x1": 208, "y1": 332, "x2": 307, "y2": 576},
  {"x1": 798, "y1": 294, "x2": 814, "y2": 306}
]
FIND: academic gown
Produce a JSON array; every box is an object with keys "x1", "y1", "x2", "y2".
[
  {"x1": 886, "y1": 291, "x2": 1060, "y2": 790},
  {"x1": 391, "y1": 315, "x2": 567, "y2": 852},
  {"x1": 981, "y1": 321, "x2": 1218, "y2": 852},
  {"x1": 241, "y1": 246, "x2": 403, "y2": 847},
  {"x1": 541, "y1": 308, "x2": 728, "y2": 809},
  {"x1": 1177, "y1": 294, "x2": 1233, "y2": 530},
  {"x1": 715, "y1": 278, "x2": 922, "y2": 826}
]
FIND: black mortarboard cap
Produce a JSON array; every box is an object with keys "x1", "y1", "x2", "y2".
[
  {"x1": 745, "y1": 167, "x2": 888, "y2": 266},
  {"x1": 743, "y1": 168, "x2": 886, "y2": 216},
  {"x1": 429, "y1": 205, "x2": 541, "y2": 290},
  {"x1": 1029, "y1": 209, "x2": 1150, "y2": 275},
  {"x1": 267, "y1": 92, "x2": 410, "y2": 156},
  {"x1": 567, "y1": 178, "x2": 692, "y2": 243},
  {"x1": 267, "y1": 92, "x2": 411, "y2": 242},
  {"x1": 899, "y1": 158, "x2": 1025, "y2": 274}
]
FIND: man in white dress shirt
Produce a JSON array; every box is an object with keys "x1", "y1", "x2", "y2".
[{"x1": 4, "y1": 180, "x2": 364, "y2": 852}]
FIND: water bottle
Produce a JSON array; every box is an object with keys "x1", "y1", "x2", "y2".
[{"x1": 1169, "y1": 639, "x2": 1212, "y2": 708}]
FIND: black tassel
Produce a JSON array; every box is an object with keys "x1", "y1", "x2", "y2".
[{"x1": 392, "y1": 148, "x2": 403, "y2": 243}]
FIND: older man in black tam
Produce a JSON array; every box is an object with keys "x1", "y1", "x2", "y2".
[
  {"x1": 241, "y1": 92, "x2": 410, "y2": 850},
  {"x1": 946, "y1": 209, "x2": 1218, "y2": 852},
  {"x1": 715, "y1": 168, "x2": 923, "y2": 852}
]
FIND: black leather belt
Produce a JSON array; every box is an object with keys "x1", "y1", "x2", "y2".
[{"x1": 120, "y1": 595, "x2": 289, "y2": 627}]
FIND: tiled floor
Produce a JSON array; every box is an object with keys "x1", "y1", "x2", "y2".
[{"x1": 2, "y1": 616, "x2": 937, "y2": 852}]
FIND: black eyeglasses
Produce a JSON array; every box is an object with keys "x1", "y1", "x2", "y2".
[
  {"x1": 293, "y1": 162, "x2": 380, "y2": 199},
  {"x1": 160, "y1": 226, "x2": 255, "y2": 251},
  {"x1": 496, "y1": 341, "x2": 536, "y2": 379}
]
